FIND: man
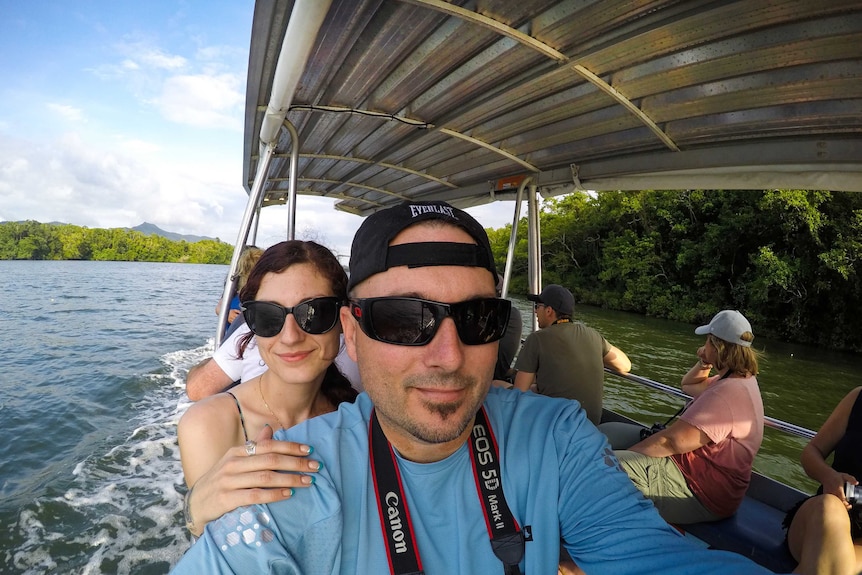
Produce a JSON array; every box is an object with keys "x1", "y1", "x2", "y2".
[
  {"x1": 171, "y1": 201, "x2": 780, "y2": 574},
  {"x1": 514, "y1": 284, "x2": 631, "y2": 425}
]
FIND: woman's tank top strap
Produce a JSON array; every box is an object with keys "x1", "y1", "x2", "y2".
[
  {"x1": 832, "y1": 388, "x2": 862, "y2": 479},
  {"x1": 225, "y1": 391, "x2": 250, "y2": 443}
]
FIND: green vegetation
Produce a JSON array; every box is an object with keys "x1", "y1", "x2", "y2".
[
  {"x1": 0, "y1": 221, "x2": 233, "y2": 264},
  {"x1": 488, "y1": 190, "x2": 862, "y2": 352},
  {"x1": 7, "y1": 190, "x2": 862, "y2": 350}
]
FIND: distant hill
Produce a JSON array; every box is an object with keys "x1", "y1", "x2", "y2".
[
  {"x1": 129, "y1": 222, "x2": 217, "y2": 243},
  {"x1": 1, "y1": 220, "x2": 218, "y2": 243}
]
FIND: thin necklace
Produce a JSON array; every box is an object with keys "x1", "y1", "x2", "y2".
[{"x1": 258, "y1": 377, "x2": 286, "y2": 430}]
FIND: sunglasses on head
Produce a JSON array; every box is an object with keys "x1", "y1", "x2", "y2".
[
  {"x1": 349, "y1": 297, "x2": 511, "y2": 346},
  {"x1": 242, "y1": 297, "x2": 342, "y2": 337}
]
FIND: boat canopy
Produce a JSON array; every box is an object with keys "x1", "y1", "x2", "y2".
[
  {"x1": 218, "y1": 0, "x2": 862, "y2": 343},
  {"x1": 243, "y1": 0, "x2": 862, "y2": 219}
]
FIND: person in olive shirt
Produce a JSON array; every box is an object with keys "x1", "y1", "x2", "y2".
[{"x1": 513, "y1": 284, "x2": 631, "y2": 425}]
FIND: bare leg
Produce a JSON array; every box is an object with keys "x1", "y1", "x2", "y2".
[
  {"x1": 558, "y1": 561, "x2": 585, "y2": 574},
  {"x1": 787, "y1": 494, "x2": 856, "y2": 575},
  {"x1": 558, "y1": 547, "x2": 586, "y2": 575}
]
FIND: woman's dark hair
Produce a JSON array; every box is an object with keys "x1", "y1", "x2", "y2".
[{"x1": 236, "y1": 240, "x2": 356, "y2": 406}]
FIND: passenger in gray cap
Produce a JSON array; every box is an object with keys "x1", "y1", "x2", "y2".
[
  {"x1": 513, "y1": 283, "x2": 630, "y2": 425},
  {"x1": 601, "y1": 309, "x2": 765, "y2": 525}
]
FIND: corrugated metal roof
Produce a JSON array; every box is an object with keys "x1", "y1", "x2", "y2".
[{"x1": 243, "y1": 0, "x2": 862, "y2": 217}]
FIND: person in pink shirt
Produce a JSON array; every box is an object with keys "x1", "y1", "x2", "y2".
[{"x1": 600, "y1": 310, "x2": 764, "y2": 524}]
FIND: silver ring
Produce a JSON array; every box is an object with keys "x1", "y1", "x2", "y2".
[{"x1": 244, "y1": 440, "x2": 257, "y2": 456}]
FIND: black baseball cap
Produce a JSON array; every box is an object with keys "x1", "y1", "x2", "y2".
[
  {"x1": 347, "y1": 201, "x2": 498, "y2": 292},
  {"x1": 527, "y1": 284, "x2": 575, "y2": 316}
]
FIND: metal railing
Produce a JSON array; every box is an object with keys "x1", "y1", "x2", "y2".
[{"x1": 604, "y1": 368, "x2": 816, "y2": 440}]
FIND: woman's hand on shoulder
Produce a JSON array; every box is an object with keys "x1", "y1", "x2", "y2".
[{"x1": 185, "y1": 424, "x2": 321, "y2": 536}]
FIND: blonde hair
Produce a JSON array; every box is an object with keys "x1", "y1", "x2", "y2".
[
  {"x1": 709, "y1": 333, "x2": 760, "y2": 376},
  {"x1": 233, "y1": 246, "x2": 264, "y2": 291}
]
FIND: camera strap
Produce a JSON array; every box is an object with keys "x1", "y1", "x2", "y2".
[
  {"x1": 661, "y1": 403, "x2": 688, "y2": 427},
  {"x1": 369, "y1": 407, "x2": 529, "y2": 575}
]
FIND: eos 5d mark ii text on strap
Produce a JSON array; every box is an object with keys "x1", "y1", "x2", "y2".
[{"x1": 369, "y1": 407, "x2": 530, "y2": 575}]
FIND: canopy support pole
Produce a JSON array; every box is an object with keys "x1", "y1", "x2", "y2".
[
  {"x1": 284, "y1": 120, "x2": 299, "y2": 240},
  {"x1": 501, "y1": 177, "x2": 529, "y2": 299},
  {"x1": 526, "y1": 184, "x2": 541, "y2": 331},
  {"x1": 216, "y1": 143, "x2": 276, "y2": 347}
]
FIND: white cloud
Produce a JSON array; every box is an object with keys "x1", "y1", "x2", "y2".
[
  {"x1": 84, "y1": 40, "x2": 244, "y2": 132},
  {"x1": 1, "y1": 156, "x2": 29, "y2": 176},
  {"x1": 0, "y1": 131, "x2": 229, "y2": 234},
  {"x1": 465, "y1": 202, "x2": 522, "y2": 231},
  {"x1": 88, "y1": 41, "x2": 182, "y2": 80},
  {"x1": 156, "y1": 73, "x2": 243, "y2": 129},
  {"x1": 253, "y1": 200, "x2": 364, "y2": 258},
  {"x1": 0, "y1": 126, "x2": 521, "y2": 256},
  {"x1": 47, "y1": 103, "x2": 85, "y2": 122},
  {"x1": 196, "y1": 44, "x2": 245, "y2": 68},
  {"x1": 136, "y1": 47, "x2": 187, "y2": 70},
  {"x1": 86, "y1": 62, "x2": 131, "y2": 80},
  {"x1": 117, "y1": 138, "x2": 161, "y2": 156}
]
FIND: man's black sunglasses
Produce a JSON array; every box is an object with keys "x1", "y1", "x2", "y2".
[
  {"x1": 242, "y1": 297, "x2": 342, "y2": 337},
  {"x1": 349, "y1": 297, "x2": 511, "y2": 346}
]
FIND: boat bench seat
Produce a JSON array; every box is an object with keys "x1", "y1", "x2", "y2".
[
  {"x1": 597, "y1": 408, "x2": 806, "y2": 573},
  {"x1": 679, "y1": 496, "x2": 797, "y2": 574}
]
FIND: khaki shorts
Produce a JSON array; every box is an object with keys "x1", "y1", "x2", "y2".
[{"x1": 615, "y1": 450, "x2": 721, "y2": 525}]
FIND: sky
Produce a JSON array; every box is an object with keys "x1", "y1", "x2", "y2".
[{"x1": 0, "y1": 1, "x2": 518, "y2": 258}]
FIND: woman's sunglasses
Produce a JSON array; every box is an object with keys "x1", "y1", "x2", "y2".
[
  {"x1": 349, "y1": 297, "x2": 511, "y2": 346},
  {"x1": 242, "y1": 297, "x2": 342, "y2": 337}
]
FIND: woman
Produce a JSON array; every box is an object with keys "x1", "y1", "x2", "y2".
[
  {"x1": 784, "y1": 386, "x2": 862, "y2": 575},
  {"x1": 179, "y1": 240, "x2": 357, "y2": 537},
  {"x1": 600, "y1": 309, "x2": 764, "y2": 524},
  {"x1": 215, "y1": 245, "x2": 263, "y2": 334}
]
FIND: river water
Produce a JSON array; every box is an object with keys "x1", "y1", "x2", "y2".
[
  {"x1": 1, "y1": 260, "x2": 860, "y2": 573},
  {"x1": 0, "y1": 260, "x2": 218, "y2": 574}
]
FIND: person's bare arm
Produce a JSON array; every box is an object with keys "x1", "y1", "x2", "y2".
[
  {"x1": 491, "y1": 379, "x2": 514, "y2": 389},
  {"x1": 186, "y1": 357, "x2": 233, "y2": 401},
  {"x1": 513, "y1": 370, "x2": 536, "y2": 392},
  {"x1": 628, "y1": 419, "x2": 710, "y2": 458},
  {"x1": 681, "y1": 346, "x2": 713, "y2": 396},
  {"x1": 802, "y1": 386, "x2": 860, "y2": 503},
  {"x1": 178, "y1": 399, "x2": 319, "y2": 536},
  {"x1": 603, "y1": 345, "x2": 631, "y2": 374}
]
